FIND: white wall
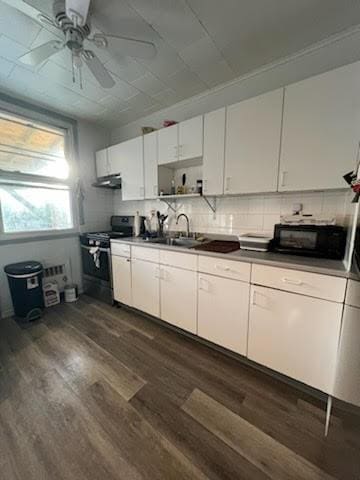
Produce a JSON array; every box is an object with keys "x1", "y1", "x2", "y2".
[
  {"x1": 77, "y1": 121, "x2": 113, "y2": 233},
  {"x1": 114, "y1": 190, "x2": 350, "y2": 238},
  {"x1": 0, "y1": 120, "x2": 111, "y2": 318},
  {"x1": 111, "y1": 26, "x2": 360, "y2": 143}
]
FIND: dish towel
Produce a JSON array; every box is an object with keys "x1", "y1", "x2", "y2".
[{"x1": 89, "y1": 247, "x2": 101, "y2": 268}]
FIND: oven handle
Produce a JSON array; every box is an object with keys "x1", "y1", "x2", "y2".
[{"x1": 80, "y1": 244, "x2": 110, "y2": 253}]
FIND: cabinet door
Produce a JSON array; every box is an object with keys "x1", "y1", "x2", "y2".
[
  {"x1": 225, "y1": 89, "x2": 283, "y2": 194},
  {"x1": 144, "y1": 132, "x2": 158, "y2": 199},
  {"x1": 333, "y1": 304, "x2": 360, "y2": 407},
  {"x1": 279, "y1": 62, "x2": 360, "y2": 191},
  {"x1": 111, "y1": 255, "x2": 132, "y2": 306},
  {"x1": 248, "y1": 286, "x2": 342, "y2": 393},
  {"x1": 198, "y1": 274, "x2": 249, "y2": 355},
  {"x1": 132, "y1": 259, "x2": 160, "y2": 317},
  {"x1": 95, "y1": 148, "x2": 109, "y2": 177},
  {"x1": 160, "y1": 266, "x2": 197, "y2": 334},
  {"x1": 109, "y1": 137, "x2": 144, "y2": 200},
  {"x1": 203, "y1": 108, "x2": 225, "y2": 195},
  {"x1": 158, "y1": 124, "x2": 178, "y2": 165},
  {"x1": 178, "y1": 115, "x2": 203, "y2": 161}
]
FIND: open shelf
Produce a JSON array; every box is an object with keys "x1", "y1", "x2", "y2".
[
  {"x1": 157, "y1": 193, "x2": 201, "y2": 200},
  {"x1": 158, "y1": 193, "x2": 217, "y2": 214}
]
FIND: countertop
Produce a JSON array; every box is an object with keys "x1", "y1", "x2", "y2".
[{"x1": 111, "y1": 237, "x2": 349, "y2": 278}]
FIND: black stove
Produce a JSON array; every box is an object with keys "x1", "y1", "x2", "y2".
[
  {"x1": 80, "y1": 215, "x2": 143, "y2": 248},
  {"x1": 80, "y1": 216, "x2": 144, "y2": 304}
]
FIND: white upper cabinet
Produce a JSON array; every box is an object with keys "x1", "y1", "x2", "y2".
[
  {"x1": 144, "y1": 132, "x2": 158, "y2": 199},
  {"x1": 158, "y1": 124, "x2": 178, "y2": 165},
  {"x1": 95, "y1": 148, "x2": 109, "y2": 178},
  {"x1": 224, "y1": 89, "x2": 283, "y2": 194},
  {"x1": 203, "y1": 108, "x2": 225, "y2": 196},
  {"x1": 279, "y1": 62, "x2": 360, "y2": 191},
  {"x1": 158, "y1": 116, "x2": 203, "y2": 166},
  {"x1": 108, "y1": 137, "x2": 144, "y2": 201},
  {"x1": 178, "y1": 115, "x2": 203, "y2": 161}
]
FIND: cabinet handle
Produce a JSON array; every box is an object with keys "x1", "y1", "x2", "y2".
[
  {"x1": 174, "y1": 145, "x2": 179, "y2": 158},
  {"x1": 199, "y1": 276, "x2": 208, "y2": 291},
  {"x1": 251, "y1": 290, "x2": 257, "y2": 305},
  {"x1": 153, "y1": 185, "x2": 158, "y2": 196},
  {"x1": 178, "y1": 145, "x2": 183, "y2": 157},
  {"x1": 225, "y1": 177, "x2": 231, "y2": 191},
  {"x1": 159, "y1": 268, "x2": 166, "y2": 280},
  {"x1": 280, "y1": 171, "x2": 287, "y2": 187},
  {"x1": 126, "y1": 259, "x2": 131, "y2": 263},
  {"x1": 282, "y1": 277, "x2": 303, "y2": 286},
  {"x1": 203, "y1": 179, "x2": 208, "y2": 193}
]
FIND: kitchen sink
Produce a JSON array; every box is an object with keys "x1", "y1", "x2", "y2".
[{"x1": 145, "y1": 237, "x2": 202, "y2": 248}]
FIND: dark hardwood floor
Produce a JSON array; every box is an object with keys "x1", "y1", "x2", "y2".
[{"x1": 0, "y1": 295, "x2": 359, "y2": 479}]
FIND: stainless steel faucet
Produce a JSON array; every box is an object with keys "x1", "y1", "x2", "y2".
[{"x1": 176, "y1": 213, "x2": 190, "y2": 237}]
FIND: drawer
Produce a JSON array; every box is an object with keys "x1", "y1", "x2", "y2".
[
  {"x1": 111, "y1": 242, "x2": 130, "y2": 257},
  {"x1": 198, "y1": 255, "x2": 250, "y2": 282},
  {"x1": 346, "y1": 279, "x2": 360, "y2": 308},
  {"x1": 159, "y1": 250, "x2": 197, "y2": 271},
  {"x1": 251, "y1": 264, "x2": 346, "y2": 303},
  {"x1": 132, "y1": 246, "x2": 159, "y2": 263}
]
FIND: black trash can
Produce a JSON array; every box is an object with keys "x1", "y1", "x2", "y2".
[{"x1": 4, "y1": 261, "x2": 44, "y2": 321}]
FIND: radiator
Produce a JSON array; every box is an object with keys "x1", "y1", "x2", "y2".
[{"x1": 42, "y1": 259, "x2": 72, "y2": 292}]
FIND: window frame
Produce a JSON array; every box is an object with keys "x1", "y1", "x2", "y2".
[{"x1": 0, "y1": 98, "x2": 79, "y2": 242}]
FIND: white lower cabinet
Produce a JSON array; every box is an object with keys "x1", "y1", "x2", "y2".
[
  {"x1": 131, "y1": 259, "x2": 160, "y2": 317},
  {"x1": 198, "y1": 274, "x2": 249, "y2": 355},
  {"x1": 160, "y1": 265, "x2": 197, "y2": 334},
  {"x1": 248, "y1": 285, "x2": 342, "y2": 393},
  {"x1": 112, "y1": 255, "x2": 132, "y2": 306}
]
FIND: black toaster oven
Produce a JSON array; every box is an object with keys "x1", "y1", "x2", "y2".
[{"x1": 272, "y1": 224, "x2": 346, "y2": 259}]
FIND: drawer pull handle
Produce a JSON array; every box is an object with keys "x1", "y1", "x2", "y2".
[
  {"x1": 215, "y1": 265, "x2": 238, "y2": 274},
  {"x1": 282, "y1": 277, "x2": 303, "y2": 286},
  {"x1": 215, "y1": 265, "x2": 230, "y2": 271}
]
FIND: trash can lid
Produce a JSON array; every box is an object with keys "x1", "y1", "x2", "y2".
[{"x1": 4, "y1": 261, "x2": 43, "y2": 276}]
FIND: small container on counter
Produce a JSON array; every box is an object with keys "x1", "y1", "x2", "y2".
[{"x1": 238, "y1": 233, "x2": 273, "y2": 252}]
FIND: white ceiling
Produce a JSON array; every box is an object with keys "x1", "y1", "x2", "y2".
[{"x1": 1, "y1": 0, "x2": 360, "y2": 129}]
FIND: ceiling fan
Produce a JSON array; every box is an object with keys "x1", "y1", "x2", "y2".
[{"x1": 18, "y1": 0, "x2": 157, "y2": 89}]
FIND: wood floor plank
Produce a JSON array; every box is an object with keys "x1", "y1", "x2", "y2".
[
  {"x1": 131, "y1": 383, "x2": 270, "y2": 480},
  {"x1": 182, "y1": 388, "x2": 336, "y2": 480},
  {"x1": 81, "y1": 294, "x2": 160, "y2": 339},
  {"x1": 1, "y1": 299, "x2": 359, "y2": 480},
  {"x1": 47, "y1": 308, "x2": 147, "y2": 401},
  {"x1": 73, "y1": 378, "x2": 209, "y2": 480}
]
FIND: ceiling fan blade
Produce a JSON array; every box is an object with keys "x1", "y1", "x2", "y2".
[
  {"x1": 18, "y1": 40, "x2": 64, "y2": 66},
  {"x1": 66, "y1": 0, "x2": 91, "y2": 27},
  {"x1": 22, "y1": 0, "x2": 53, "y2": 17},
  {"x1": 94, "y1": 34, "x2": 156, "y2": 60},
  {"x1": 82, "y1": 50, "x2": 115, "y2": 88}
]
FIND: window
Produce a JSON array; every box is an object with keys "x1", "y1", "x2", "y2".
[{"x1": 0, "y1": 111, "x2": 74, "y2": 235}]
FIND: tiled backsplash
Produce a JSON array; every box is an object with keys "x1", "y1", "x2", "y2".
[{"x1": 113, "y1": 190, "x2": 351, "y2": 236}]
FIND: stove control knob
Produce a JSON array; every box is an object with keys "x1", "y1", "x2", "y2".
[
  {"x1": 89, "y1": 240, "x2": 94, "y2": 245},
  {"x1": 96, "y1": 241, "x2": 100, "y2": 246}
]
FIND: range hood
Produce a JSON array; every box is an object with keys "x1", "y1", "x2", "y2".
[{"x1": 92, "y1": 174, "x2": 121, "y2": 189}]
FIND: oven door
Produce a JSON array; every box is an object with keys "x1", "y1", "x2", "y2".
[{"x1": 81, "y1": 245, "x2": 111, "y2": 283}]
